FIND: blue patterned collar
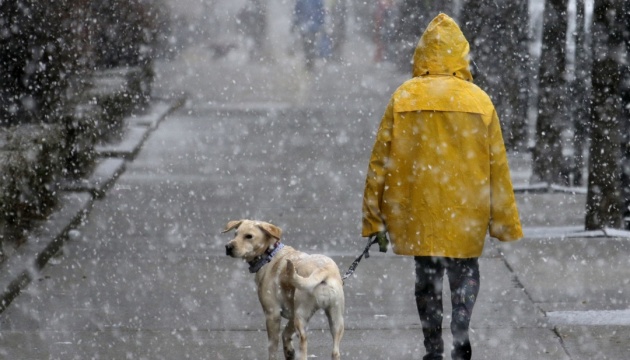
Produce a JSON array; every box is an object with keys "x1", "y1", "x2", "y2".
[{"x1": 248, "y1": 243, "x2": 284, "y2": 273}]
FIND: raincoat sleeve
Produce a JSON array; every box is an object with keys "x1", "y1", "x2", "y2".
[
  {"x1": 488, "y1": 110, "x2": 524, "y2": 242},
  {"x1": 362, "y1": 98, "x2": 394, "y2": 237}
]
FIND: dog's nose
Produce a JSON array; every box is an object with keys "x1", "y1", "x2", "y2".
[{"x1": 225, "y1": 244, "x2": 234, "y2": 256}]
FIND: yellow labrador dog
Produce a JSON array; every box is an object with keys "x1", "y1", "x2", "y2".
[{"x1": 223, "y1": 219, "x2": 344, "y2": 360}]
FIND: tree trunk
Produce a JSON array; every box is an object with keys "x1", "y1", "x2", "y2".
[
  {"x1": 459, "y1": 0, "x2": 530, "y2": 151},
  {"x1": 567, "y1": 0, "x2": 592, "y2": 186},
  {"x1": 394, "y1": 0, "x2": 455, "y2": 73},
  {"x1": 585, "y1": 0, "x2": 625, "y2": 230},
  {"x1": 531, "y1": 0, "x2": 569, "y2": 185},
  {"x1": 618, "y1": 1, "x2": 630, "y2": 229}
]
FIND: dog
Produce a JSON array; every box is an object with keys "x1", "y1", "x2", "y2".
[{"x1": 223, "y1": 219, "x2": 344, "y2": 360}]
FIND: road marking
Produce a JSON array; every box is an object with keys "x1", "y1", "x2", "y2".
[{"x1": 547, "y1": 309, "x2": 630, "y2": 326}]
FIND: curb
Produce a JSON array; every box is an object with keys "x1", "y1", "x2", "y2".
[
  {"x1": 0, "y1": 193, "x2": 92, "y2": 313},
  {"x1": 513, "y1": 182, "x2": 588, "y2": 194},
  {"x1": 60, "y1": 158, "x2": 126, "y2": 198},
  {"x1": 95, "y1": 128, "x2": 151, "y2": 160},
  {"x1": 95, "y1": 98, "x2": 183, "y2": 159},
  {"x1": 195, "y1": 102, "x2": 324, "y2": 118},
  {"x1": 0, "y1": 97, "x2": 185, "y2": 314}
]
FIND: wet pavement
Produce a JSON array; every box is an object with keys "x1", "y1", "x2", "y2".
[{"x1": 1, "y1": 10, "x2": 629, "y2": 360}]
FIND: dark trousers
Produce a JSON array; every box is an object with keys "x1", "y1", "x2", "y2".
[
  {"x1": 414, "y1": 257, "x2": 480, "y2": 360},
  {"x1": 300, "y1": 31, "x2": 318, "y2": 71}
]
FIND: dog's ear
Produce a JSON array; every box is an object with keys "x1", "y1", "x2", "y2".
[
  {"x1": 257, "y1": 222, "x2": 282, "y2": 240},
  {"x1": 222, "y1": 220, "x2": 243, "y2": 234}
]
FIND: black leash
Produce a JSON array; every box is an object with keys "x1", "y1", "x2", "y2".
[{"x1": 342, "y1": 236, "x2": 378, "y2": 283}]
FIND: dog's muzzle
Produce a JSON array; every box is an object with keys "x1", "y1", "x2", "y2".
[{"x1": 225, "y1": 244, "x2": 234, "y2": 257}]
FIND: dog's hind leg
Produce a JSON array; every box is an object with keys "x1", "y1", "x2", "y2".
[
  {"x1": 293, "y1": 302, "x2": 317, "y2": 360},
  {"x1": 326, "y1": 301, "x2": 345, "y2": 360},
  {"x1": 294, "y1": 314, "x2": 309, "y2": 360},
  {"x1": 282, "y1": 320, "x2": 296, "y2": 360}
]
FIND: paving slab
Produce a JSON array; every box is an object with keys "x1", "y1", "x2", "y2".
[
  {"x1": 129, "y1": 99, "x2": 184, "y2": 129},
  {"x1": 515, "y1": 192, "x2": 586, "y2": 228},
  {"x1": 210, "y1": 327, "x2": 569, "y2": 360},
  {"x1": 554, "y1": 325, "x2": 630, "y2": 360},
  {"x1": 95, "y1": 126, "x2": 151, "y2": 159},
  {"x1": 0, "y1": 327, "x2": 564, "y2": 360},
  {"x1": 497, "y1": 237, "x2": 630, "y2": 311},
  {"x1": 60, "y1": 158, "x2": 126, "y2": 198}
]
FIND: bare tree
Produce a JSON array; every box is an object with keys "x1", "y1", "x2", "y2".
[
  {"x1": 531, "y1": 0, "x2": 569, "y2": 185},
  {"x1": 622, "y1": 1, "x2": 630, "y2": 229},
  {"x1": 459, "y1": 0, "x2": 530, "y2": 151},
  {"x1": 0, "y1": 0, "x2": 91, "y2": 125},
  {"x1": 585, "y1": 0, "x2": 626, "y2": 229},
  {"x1": 567, "y1": 0, "x2": 592, "y2": 186},
  {"x1": 393, "y1": 0, "x2": 455, "y2": 73}
]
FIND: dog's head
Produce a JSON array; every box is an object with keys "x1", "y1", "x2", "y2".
[{"x1": 223, "y1": 220, "x2": 282, "y2": 261}]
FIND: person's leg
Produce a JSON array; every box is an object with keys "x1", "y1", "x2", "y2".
[
  {"x1": 415, "y1": 256, "x2": 446, "y2": 360},
  {"x1": 301, "y1": 31, "x2": 317, "y2": 71},
  {"x1": 447, "y1": 258, "x2": 480, "y2": 360}
]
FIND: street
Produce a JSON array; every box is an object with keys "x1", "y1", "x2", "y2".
[{"x1": 1, "y1": 8, "x2": 629, "y2": 359}]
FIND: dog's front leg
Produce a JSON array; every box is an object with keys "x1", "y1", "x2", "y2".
[{"x1": 265, "y1": 314, "x2": 282, "y2": 360}]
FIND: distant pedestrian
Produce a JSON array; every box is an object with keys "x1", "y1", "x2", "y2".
[
  {"x1": 361, "y1": 13, "x2": 523, "y2": 360},
  {"x1": 372, "y1": 0, "x2": 396, "y2": 62},
  {"x1": 326, "y1": 0, "x2": 347, "y2": 61},
  {"x1": 237, "y1": 0, "x2": 266, "y2": 60},
  {"x1": 293, "y1": 0, "x2": 325, "y2": 71}
]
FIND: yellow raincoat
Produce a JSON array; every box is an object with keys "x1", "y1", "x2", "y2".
[{"x1": 362, "y1": 13, "x2": 523, "y2": 258}]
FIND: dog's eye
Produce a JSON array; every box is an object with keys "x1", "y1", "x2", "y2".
[{"x1": 245, "y1": 234, "x2": 253, "y2": 240}]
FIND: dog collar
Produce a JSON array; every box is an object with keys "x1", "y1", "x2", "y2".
[{"x1": 248, "y1": 242, "x2": 284, "y2": 273}]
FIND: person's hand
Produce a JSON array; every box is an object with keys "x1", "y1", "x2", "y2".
[{"x1": 374, "y1": 231, "x2": 389, "y2": 253}]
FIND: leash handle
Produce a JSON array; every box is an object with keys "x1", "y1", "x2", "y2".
[{"x1": 342, "y1": 236, "x2": 378, "y2": 282}]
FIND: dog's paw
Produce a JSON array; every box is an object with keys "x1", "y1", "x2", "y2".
[{"x1": 283, "y1": 346, "x2": 295, "y2": 360}]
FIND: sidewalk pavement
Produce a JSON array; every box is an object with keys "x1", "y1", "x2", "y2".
[
  {"x1": 1, "y1": 27, "x2": 629, "y2": 360},
  {"x1": 0, "y1": 98, "x2": 183, "y2": 312}
]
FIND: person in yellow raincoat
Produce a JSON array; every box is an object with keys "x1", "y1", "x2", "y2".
[{"x1": 361, "y1": 13, "x2": 523, "y2": 360}]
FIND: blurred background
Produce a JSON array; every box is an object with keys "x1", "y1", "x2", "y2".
[{"x1": 1, "y1": 0, "x2": 630, "y2": 259}]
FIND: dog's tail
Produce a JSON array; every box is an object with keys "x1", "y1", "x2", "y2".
[{"x1": 286, "y1": 260, "x2": 329, "y2": 293}]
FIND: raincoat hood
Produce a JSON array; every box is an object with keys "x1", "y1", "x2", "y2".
[{"x1": 412, "y1": 13, "x2": 473, "y2": 81}]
